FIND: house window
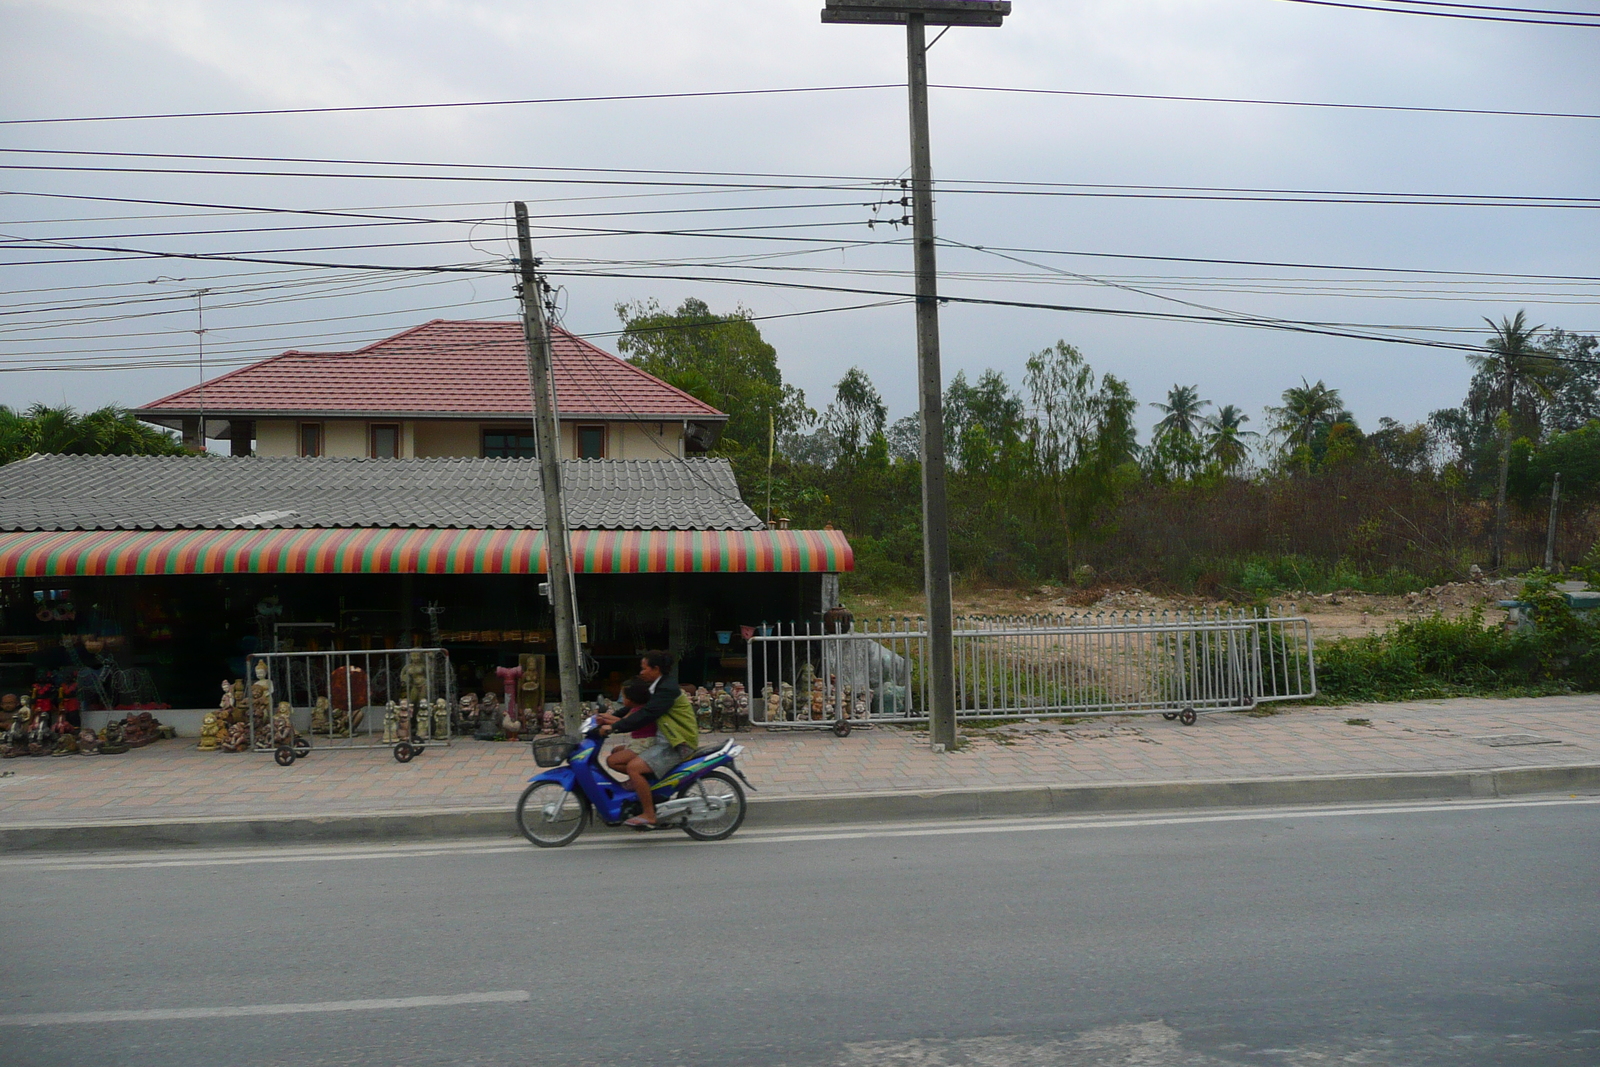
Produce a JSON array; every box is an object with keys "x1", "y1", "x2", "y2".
[
  {"x1": 298, "y1": 423, "x2": 323, "y2": 457},
  {"x1": 482, "y1": 428, "x2": 538, "y2": 459},
  {"x1": 370, "y1": 424, "x2": 400, "y2": 459},
  {"x1": 576, "y1": 424, "x2": 607, "y2": 460}
]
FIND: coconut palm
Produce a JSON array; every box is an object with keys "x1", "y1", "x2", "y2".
[
  {"x1": 1151, "y1": 384, "x2": 1210, "y2": 442},
  {"x1": 1472, "y1": 311, "x2": 1557, "y2": 568},
  {"x1": 1202, "y1": 404, "x2": 1258, "y2": 473},
  {"x1": 0, "y1": 404, "x2": 186, "y2": 465},
  {"x1": 1264, "y1": 379, "x2": 1346, "y2": 470}
]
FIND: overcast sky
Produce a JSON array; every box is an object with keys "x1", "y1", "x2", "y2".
[{"x1": 3, "y1": 0, "x2": 1597, "y2": 444}]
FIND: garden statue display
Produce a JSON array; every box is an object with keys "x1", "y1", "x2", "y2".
[
  {"x1": 431, "y1": 698, "x2": 450, "y2": 741},
  {"x1": 197, "y1": 713, "x2": 223, "y2": 751},
  {"x1": 78, "y1": 727, "x2": 101, "y2": 755}
]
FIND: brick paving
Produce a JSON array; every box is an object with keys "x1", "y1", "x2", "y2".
[{"x1": 0, "y1": 695, "x2": 1596, "y2": 828}]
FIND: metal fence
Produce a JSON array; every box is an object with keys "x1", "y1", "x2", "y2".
[
  {"x1": 243, "y1": 648, "x2": 455, "y2": 752},
  {"x1": 745, "y1": 609, "x2": 1315, "y2": 727}
]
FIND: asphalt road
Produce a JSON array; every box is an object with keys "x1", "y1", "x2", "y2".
[{"x1": 2, "y1": 796, "x2": 1597, "y2": 1067}]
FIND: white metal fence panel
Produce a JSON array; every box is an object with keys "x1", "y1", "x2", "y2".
[{"x1": 746, "y1": 610, "x2": 1315, "y2": 726}]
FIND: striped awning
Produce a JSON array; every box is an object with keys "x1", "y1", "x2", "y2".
[{"x1": 0, "y1": 528, "x2": 852, "y2": 577}]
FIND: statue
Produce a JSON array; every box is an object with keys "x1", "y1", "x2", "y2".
[
  {"x1": 51, "y1": 729, "x2": 77, "y2": 755},
  {"x1": 810, "y1": 679, "x2": 826, "y2": 721},
  {"x1": 401, "y1": 651, "x2": 430, "y2": 706},
  {"x1": 310, "y1": 696, "x2": 330, "y2": 735},
  {"x1": 218, "y1": 680, "x2": 236, "y2": 724},
  {"x1": 1, "y1": 707, "x2": 30, "y2": 757},
  {"x1": 248, "y1": 661, "x2": 272, "y2": 745},
  {"x1": 272, "y1": 701, "x2": 295, "y2": 748},
  {"x1": 395, "y1": 700, "x2": 413, "y2": 743},
  {"x1": 797, "y1": 661, "x2": 817, "y2": 696},
  {"x1": 764, "y1": 685, "x2": 783, "y2": 725},
  {"x1": 0, "y1": 692, "x2": 18, "y2": 732},
  {"x1": 431, "y1": 698, "x2": 450, "y2": 741},
  {"x1": 220, "y1": 721, "x2": 248, "y2": 753},
  {"x1": 230, "y1": 679, "x2": 246, "y2": 722},
  {"x1": 732, "y1": 682, "x2": 751, "y2": 732},
  {"x1": 712, "y1": 683, "x2": 735, "y2": 733},
  {"x1": 382, "y1": 701, "x2": 398, "y2": 744},
  {"x1": 539, "y1": 703, "x2": 563, "y2": 737},
  {"x1": 100, "y1": 720, "x2": 130, "y2": 755},
  {"x1": 500, "y1": 699, "x2": 522, "y2": 741},
  {"x1": 78, "y1": 727, "x2": 101, "y2": 755},
  {"x1": 779, "y1": 682, "x2": 796, "y2": 717},
  {"x1": 495, "y1": 665, "x2": 523, "y2": 731},
  {"x1": 456, "y1": 693, "x2": 479, "y2": 733},
  {"x1": 28, "y1": 712, "x2": 53, "y2": 755},
  {"x1": 197, "y1": 712, "x2": 223, "y2": 751},
  {"x1": 693, "y1": 686, "x2": 713, "y2": 731},
  {"x1": 853, "y1": 689, "x2": 870, "y2": 719}
]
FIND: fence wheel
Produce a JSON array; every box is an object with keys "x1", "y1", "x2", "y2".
[
  {"x1": 393, "y1": 742, "x2": 415, "y2": 763},
  {"x1": 273, "y1": 746, "x2": 296, "y2": 767},
  {"x1": 832, "y1": 718, "x2": 851, "y2": 738},
  {"x1": 1179, "y1": 708, "x2": 1197, "y2": 726}
]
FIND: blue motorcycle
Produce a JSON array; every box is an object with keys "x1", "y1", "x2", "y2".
[{"x1": 516, "y1": 716, "x2": 755, "y2": 847}]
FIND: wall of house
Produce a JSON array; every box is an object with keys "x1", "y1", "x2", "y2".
[{"x1": 246, "y1": 418, "x2": 689, "y2": 459}]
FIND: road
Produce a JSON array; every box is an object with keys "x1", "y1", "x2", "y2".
[{"x1": 2, "y1": 796, "x2": 1597, "y2": 1066}]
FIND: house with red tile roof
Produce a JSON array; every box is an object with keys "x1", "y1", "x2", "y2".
[{"x1": 133, "y1": 320, "x2": 727, "y2": 461}]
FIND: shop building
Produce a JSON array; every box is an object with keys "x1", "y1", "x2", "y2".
[
  {"x1": 0, "y1": 454, "x2": 851, "y2": 730},
  {"x1": 131, "y1": 319, "x2": 727, "y2": 459}
]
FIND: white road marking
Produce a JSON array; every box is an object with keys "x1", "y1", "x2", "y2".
[
  {"x1": 0, "y1": 990, "x2": 530, "y2": 1027},
  {"x1": 3, "y1": 794, "x2": 1594, "y2": 871}
]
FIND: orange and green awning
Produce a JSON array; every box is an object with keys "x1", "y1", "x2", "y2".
[{"x1": 0, "y1": 527, "x2": 852, "y2": 577}]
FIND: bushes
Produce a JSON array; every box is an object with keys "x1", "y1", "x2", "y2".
[{"x1": 1317, "y1": 576, "x2": 1599, "y2": 701}]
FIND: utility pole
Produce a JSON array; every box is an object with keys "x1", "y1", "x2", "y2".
[
  {"x1": 514, "y1": 202, "x2": 583, "y2": 740},
  {"x1": 823, "y1": 0, "x2": 1009, "y2": 751},
  {"x1": 1545, "y1": 471, "x2": 1562, "y2": 570}
]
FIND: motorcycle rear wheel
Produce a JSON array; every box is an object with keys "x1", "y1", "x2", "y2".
[
  {"x1": 516, "y1": 781, "x2": 590, "y2": 847},
  {"x1": 681, "y1": 770, "x2": 746, "y2": 842}
]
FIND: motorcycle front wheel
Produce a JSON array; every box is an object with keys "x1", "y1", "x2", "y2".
[
  {"x1": 516, "y1": 782, "x2": 590, "y2": 847},
  {"x1": 681, "y1": 770, "x2": 746, "y2": 842}
]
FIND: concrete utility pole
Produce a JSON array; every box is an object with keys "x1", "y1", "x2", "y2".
[
  {"x1": 823, "y1": 0, "x2": 1009, "y2": 751},
  {"x1": 514, "y1": 202, "x2": 583, "y2": 740},
  {"x1": 1545, "y1": 471, "x2": 1562, "y2": 570}
]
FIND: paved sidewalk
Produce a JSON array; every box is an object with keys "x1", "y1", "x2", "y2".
[{"x1": 1, "y1": 695, "x2": 1596, "y2": 829}]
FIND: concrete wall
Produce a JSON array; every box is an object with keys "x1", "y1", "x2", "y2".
[{"x1": 240, "y1": 419, "x2": 689, "y2": 459}]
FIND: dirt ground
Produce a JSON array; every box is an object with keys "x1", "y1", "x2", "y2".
[{"x1": 845, "y1": 578, "x2": 1517, "y2": 641}]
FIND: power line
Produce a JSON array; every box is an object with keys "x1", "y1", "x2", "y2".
[
  {"x1": 1272, "y1": 0, "x2": 1600, "y2": 25},
  {"x1": 4, "y1": 81, "x2": 1598, "y2": 126}
]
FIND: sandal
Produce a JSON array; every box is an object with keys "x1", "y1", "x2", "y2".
[{"x1": 623, "y1": 816, "x2": 657, "y2": 829}]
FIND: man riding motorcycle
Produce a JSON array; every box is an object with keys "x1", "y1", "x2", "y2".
[{"x1": 596, "y1": 650, "x2": 699, "y2": 827}]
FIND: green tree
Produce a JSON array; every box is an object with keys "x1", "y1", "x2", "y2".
[
  {"x1": 1148, "y1": 384, "x2": 1210, "y2": 480},
  {"x1": 614, "y1": 298, "x2": 812, "y2": 467},
  {"x1": 1473, "y1": 311, "x2": 1559, "y2": 568},
  {"x1": 1264, "y1": 379, "x2": 1350, "y2": 473},
  {"x1": 821, "y1": 367, "x2": 888, "y2": 466},
  {"x1": 0, "y1": 404, "x2": 187, "y2": 465},
  {"x1": 1202, "y1": 403, "x2": 1257, "y2": 473}
]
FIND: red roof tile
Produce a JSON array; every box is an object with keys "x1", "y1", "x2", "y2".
[{"x1": 135, "y1": 320, "x2": 725, "y2": 422}]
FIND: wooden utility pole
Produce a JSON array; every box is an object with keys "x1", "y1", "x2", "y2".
[{"x1": 514, "y1": 202, "x2": 583, "y2": 739}]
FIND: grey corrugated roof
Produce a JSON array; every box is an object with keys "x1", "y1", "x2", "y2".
[{"x1": 0, "y1": 455, "x2": 763, "y2": 532}]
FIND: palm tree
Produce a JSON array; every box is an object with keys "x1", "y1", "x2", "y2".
[
  {"x1": 1471, "y1": 311, "x2": 1555, "y2": 569},
  {"x1": 0, "y1": 404, "x2": 186, "y2": 465},
  {"x1": 1264, "y1": 379, "x2": 1344, "y2": 471},
  {"x1": 1202, "y1": 404, "x2": 1258, "y2": 473},
  {"x1": 1151, "y1": 384, "x2": 1209, "y2": 442}
]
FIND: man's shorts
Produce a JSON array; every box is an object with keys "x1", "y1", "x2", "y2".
[{"x1": 636, "y1": 737, "x2": 690, "y2": 778}]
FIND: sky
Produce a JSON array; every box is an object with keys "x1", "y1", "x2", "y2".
[{"x1": 2, "y1": 0, "x2": 1597, "y2": 446}]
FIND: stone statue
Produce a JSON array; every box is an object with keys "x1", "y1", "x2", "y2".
[
  {"x1": 382, "y1": 701, "x2": 399, "y2": 744},
  {"x1": 310, "y1": 696, "x2": 330, "y2": 735},
  {"x1": 220, "y1": 721, "x2": 248, "y2": 753},
  {"x1": 810, "y1": 680, "x2": 825, "y2": 721},
  {"x1": 732, "y1": 682, "x2": 751, "y2": 732},
  {"x1": 765, "y1": 686, "x2": 783, "y2": 725},
  {"x1": 219, "y1": 680, "x2": 236, "y2": 723},
  {"x1": 78, "y1": 727, "x2": 101, "y2": 755},
  {"x1": 431, "y1": 698, "x2": 450, "y2": 741},
  {"x1": 100, "y1": 720, "x2": 130, "y2": 755},
  {"x1": 457, "y1": 693, "x2": 478, "y2": 732},
  {"x1": 230, "y1": 679, "x2": 246, "y2": 723},
  {"x1": 52, "y1": 729, "x2": 77, "y2": 755},
  {"x1": 779, "y1": 682, "x2": 795, "y2": 716},
  {"x1": 500, "y1": 699, "x2": 522, "y2": 741},
  {"x1": 495, "y1": 666, "x2": 523, "y2": 730},
  {"x1": 402, "y1": 651, "x2": 430, "y2": 706},
  {"x1": 28, "y1": 712, "x2": 53, "y2": 755},
  {"x1": 0, "y1": 692, "x2": 17, "y2": 732},
  {"x1": 197, "y1": 712, "x2": 223, "y2": 751},
  {"x1": 272, "y1": 701, "x2": 295, "y2": 748},
  {"x1": 797, "y1": 661, "x2": 817, "y2": 696},
  {"x1": 853, "y1": 690, "x2": 870, "y2": 719},
  {"x1": 395, "y1": 700, "x2": 413, "y2": 743},
  {"x1": 693, "y1": 686, "x2": 713, "y2": 731},
  {"x1": 1, "y1": 707, "x2": 30, "y2": 757}
]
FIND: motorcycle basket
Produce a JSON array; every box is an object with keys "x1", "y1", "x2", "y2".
[{"x1": 530, "y1": 736, "x2": 577, "y2": 767}]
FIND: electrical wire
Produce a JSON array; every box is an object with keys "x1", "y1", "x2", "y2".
[{"x1": 1271, "y1": 0, "x2": 1600, "y2": 25}]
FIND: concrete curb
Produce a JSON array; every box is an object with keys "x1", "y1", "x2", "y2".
[{"x1": 4, "y1": 763, "x2": 1598, "y2": 852}]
